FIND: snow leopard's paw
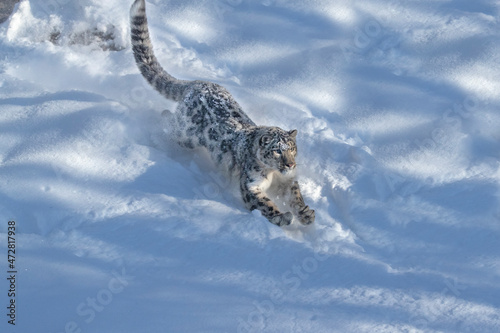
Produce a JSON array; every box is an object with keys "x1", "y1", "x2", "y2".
[
  {"x1": 272, "y1": 212, "x2": 293, "y2": 227},
  {"x1": 298, "y1": 205, "x2": 315, "y2": 225}
]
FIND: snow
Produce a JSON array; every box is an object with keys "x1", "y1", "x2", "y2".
[{"x1": 1, "y1": 0, "x2": 499, "y2": 332}]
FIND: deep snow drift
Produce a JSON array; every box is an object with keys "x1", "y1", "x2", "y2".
[{"x1": 0, "y1": 0, "x2": 499, "y2": 332}]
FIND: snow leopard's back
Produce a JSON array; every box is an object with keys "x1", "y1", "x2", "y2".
[{"x1": 130, "y1": 0, "x2": 255, "y2": 167}]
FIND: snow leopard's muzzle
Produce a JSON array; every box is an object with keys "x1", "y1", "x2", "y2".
[{"x1": 279, "y1": 150, "x2": 296, "y2": 175}]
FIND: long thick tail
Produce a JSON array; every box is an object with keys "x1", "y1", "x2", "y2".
[{"x1": 130, "y1": 0, "x2": 189, "y2": 102}]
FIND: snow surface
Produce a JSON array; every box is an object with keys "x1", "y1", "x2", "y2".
[{"x1": 1, "y1": 0, "x2": 499, "y2": 332}]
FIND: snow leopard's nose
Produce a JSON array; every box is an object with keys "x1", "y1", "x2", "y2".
[{"x1": 285, "y1": 161, "x2": 296, "y2": 168}]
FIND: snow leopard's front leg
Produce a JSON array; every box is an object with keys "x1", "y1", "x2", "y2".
[
  {"x1": 241, "y1": 174, "x2": 293, "y2": 227},
  {"x1": 289, "y1": 180, "x2": 315, "y2": 225}
]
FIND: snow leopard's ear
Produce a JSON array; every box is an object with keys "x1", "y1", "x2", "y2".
[
  {"x1": 259, "y1": 134, "x2": 273, "y2": 147},
  {"x1": 289, "y1": 129, "x2": 298, "y2": 139}
]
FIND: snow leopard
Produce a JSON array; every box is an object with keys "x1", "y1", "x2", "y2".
[{"x1": 130, "y1": 0, "x2": 314, "y2": 226}]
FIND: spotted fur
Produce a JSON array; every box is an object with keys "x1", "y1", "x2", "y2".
[{"x1": 130, "y1": 0, "x2": 314, "y2": 226}]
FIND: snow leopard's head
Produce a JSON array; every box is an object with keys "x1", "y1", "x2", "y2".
[{"x1": 257, "y1": 127, "x2": 298, "y2": 175}]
